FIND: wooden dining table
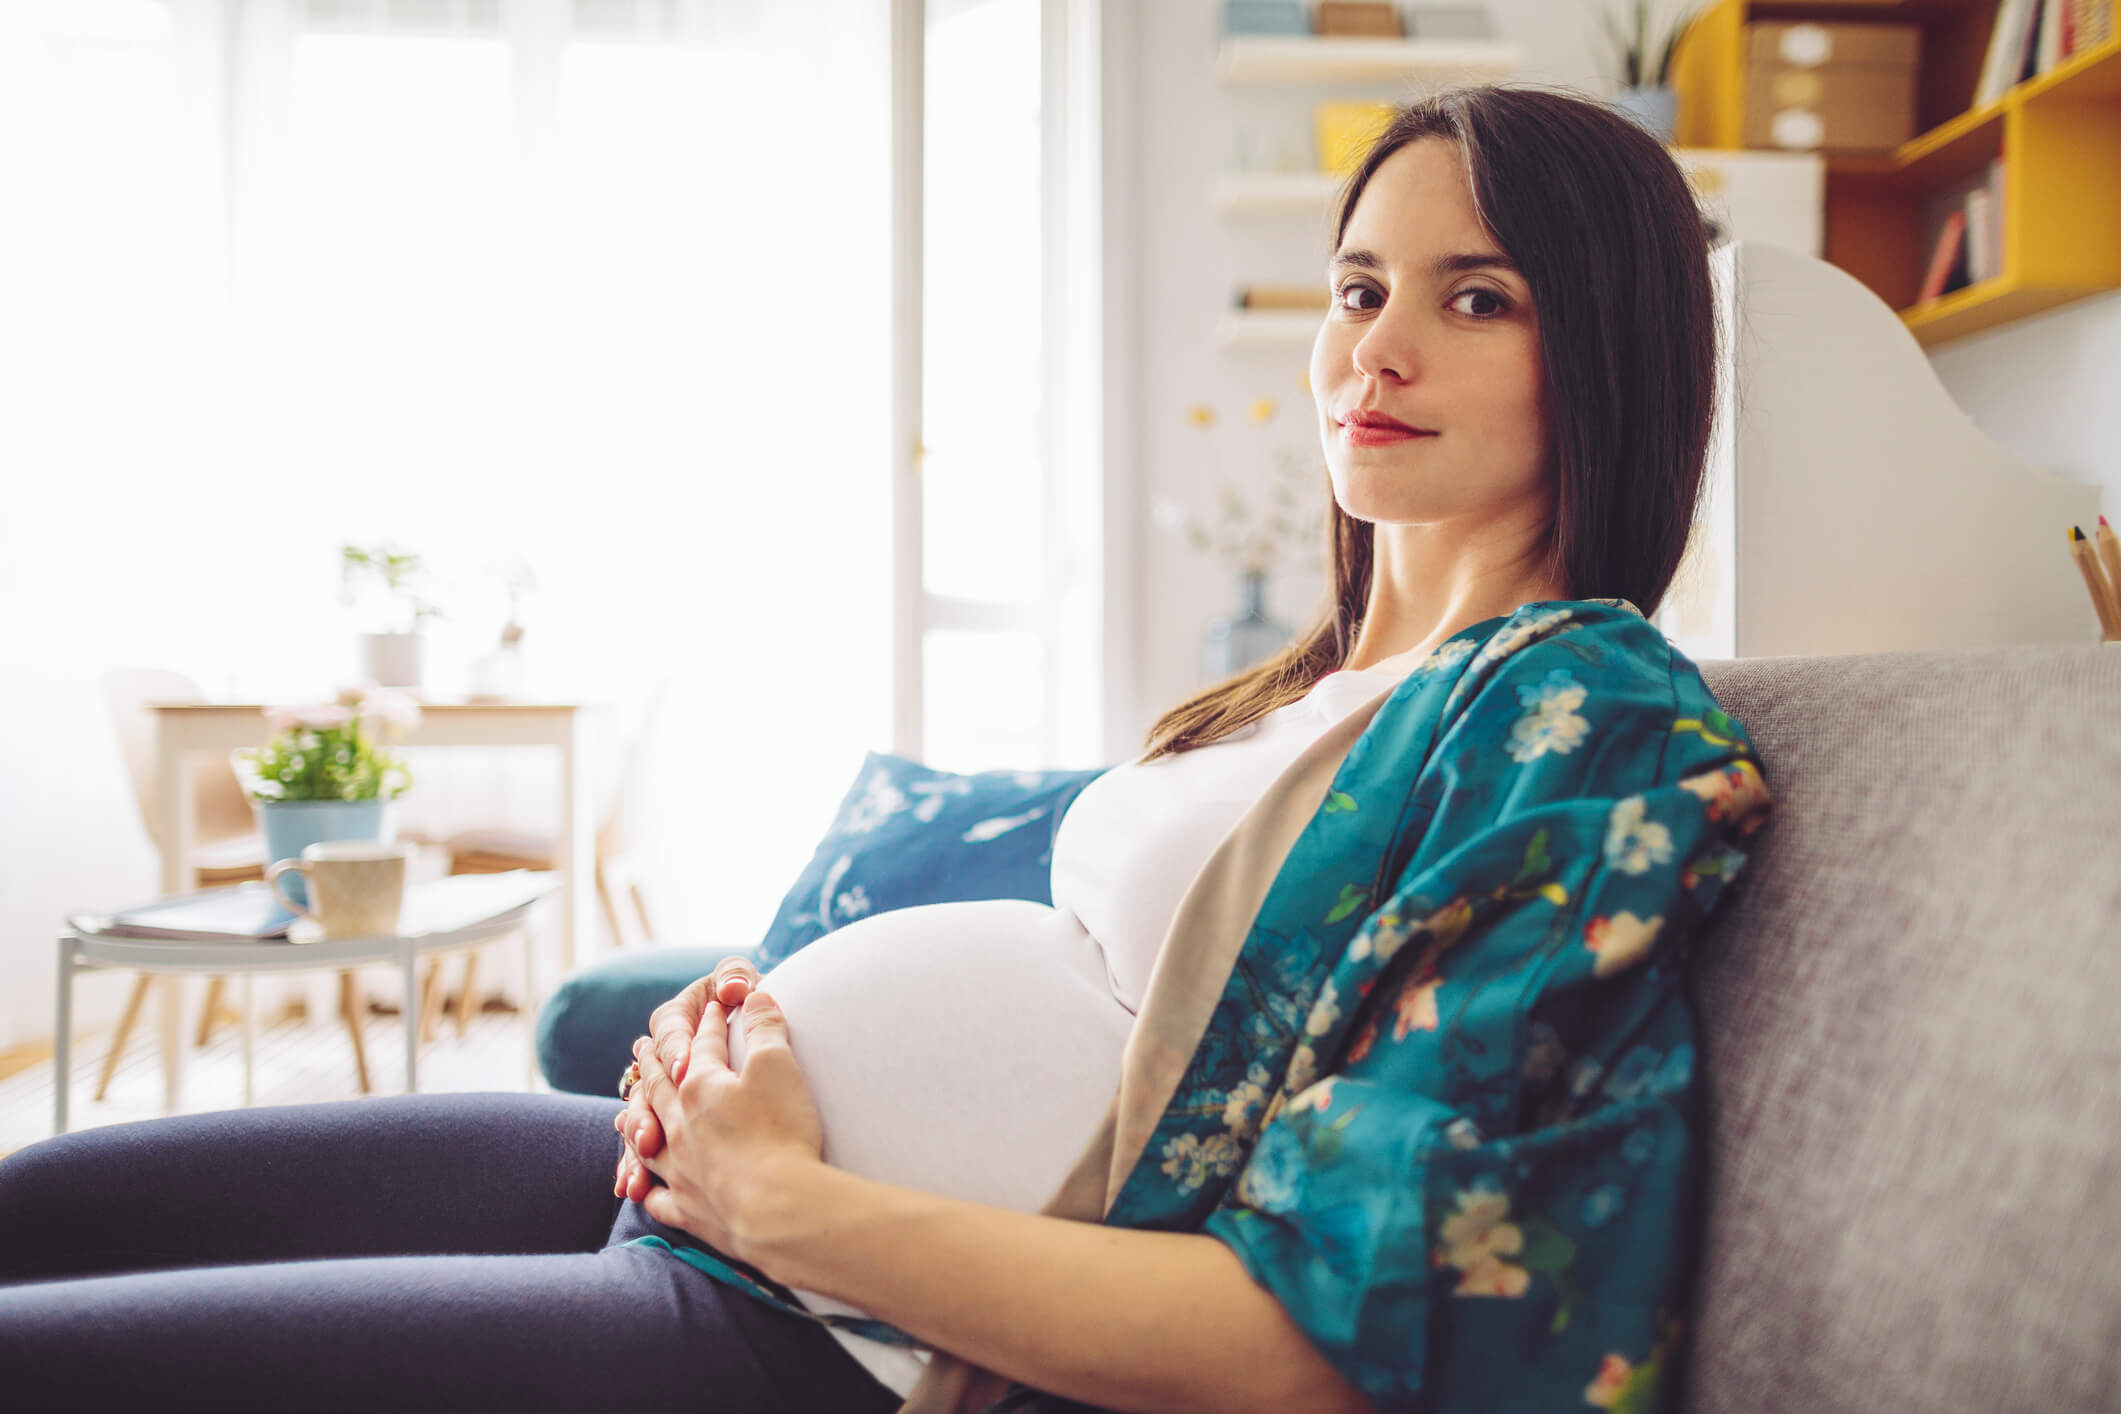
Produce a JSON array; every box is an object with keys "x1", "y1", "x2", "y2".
[{"x1": 144, "y1": 700, "x2": 601, "y2": 1113}]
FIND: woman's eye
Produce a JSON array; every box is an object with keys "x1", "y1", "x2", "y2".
[
  {"x1": 1451, "y1": 286, "x2": 1511, "y2": 317},
  {"x1": 1334, "y1": 279, "x2": 1382, "y2": 312}
]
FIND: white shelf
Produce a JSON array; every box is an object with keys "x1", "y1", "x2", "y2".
[
  {"x1": 1211, "y1": 33, "x2": 1521, "y2": 358},
  {"x1": 1214, "y1": 171, "x2": 1344, "y2": 218},
  {"x1": 1214, "y1": 309, "x2": 1326, "y2": 351},
  {"x1": 1216, "y1": 35, "x2": 1521, "y2": 85}
]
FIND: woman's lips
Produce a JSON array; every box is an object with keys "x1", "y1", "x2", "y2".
[{"x1": 1342, "y1": 423, "x2": 1438, "y2": 446}]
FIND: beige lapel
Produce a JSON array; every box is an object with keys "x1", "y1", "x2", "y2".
[{"x1": 897, "y1": 677, "x2": 1403, "y2": 1414}]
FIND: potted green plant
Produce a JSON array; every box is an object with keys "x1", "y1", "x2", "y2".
[
  {"x1": 340, "y1": 542, "x2": 445, "y2": 690},
  {"x1": 237, "y1": 683, "x2": 420, "y2": 908},
  {"x1": 1602, "y1": 0, "x2": 1708, "y2": 144}
]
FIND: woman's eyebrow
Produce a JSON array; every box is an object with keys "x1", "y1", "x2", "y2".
[{"x1": 1328, "y1": 248, "x2": 1521, "y2": 280}]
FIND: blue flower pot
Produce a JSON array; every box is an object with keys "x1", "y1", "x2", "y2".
[{"x1": 255, "y1": 799, "x2": 392, "y2": 909}]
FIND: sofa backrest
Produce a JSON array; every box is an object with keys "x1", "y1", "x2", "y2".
[{"x1": 1682, "y1": 644, "x2": 2121, "y2": 1413}]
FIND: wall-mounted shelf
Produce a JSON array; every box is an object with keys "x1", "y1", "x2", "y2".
[
  {"x1": 1215, "y1": 151, "x2": 1826, "y2": 258},
  {"x1": 1215, "y1": 34, "x2": 1521, "y2": 85},
  {"x1": 1671, "y1": 0, "x2": 2121, "y2": 348},
  {"x1": 1214, "y1": 309, "x2": 1328, "y2": 351},
  {"x1": 1213, "y1": 171, "x2": 1341, "y2": 219}
]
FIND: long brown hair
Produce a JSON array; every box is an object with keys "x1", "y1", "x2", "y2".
[{"x1": 1137, "y1": 83, "x2": 1719, "y2": 764}]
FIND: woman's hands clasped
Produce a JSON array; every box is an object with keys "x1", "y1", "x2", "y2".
[
  {"x1": 613, "y1": 956, "x2": 759, "y2": 1201},
  {"x1": 612, "y1": 955, "x2": 825, "y2": 1256},
  {"x1": 627, "y1": 985, "x2": 824, "y2": 1254}
]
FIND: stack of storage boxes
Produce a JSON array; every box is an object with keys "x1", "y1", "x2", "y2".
[{"x1": 1743, "y1": 20, "x2": 1921, "y2": 153}]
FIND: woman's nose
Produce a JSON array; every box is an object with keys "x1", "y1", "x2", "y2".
[{"x1": 1351, "y1": 317, "x2": 1419, "y2": 384}]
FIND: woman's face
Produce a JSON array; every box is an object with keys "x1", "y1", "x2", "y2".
[{"x1": 1311, "y1": 138, "x2": 1549, "y2": 530}]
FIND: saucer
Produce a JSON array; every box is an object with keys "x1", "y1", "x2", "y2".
[{"x1": 286, "y1": 918, "x2": 401, "y2": 944}]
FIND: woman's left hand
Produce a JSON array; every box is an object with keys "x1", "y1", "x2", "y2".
[{"x1": 632, "y1": 990, "x2": 824, "y2": 1262}]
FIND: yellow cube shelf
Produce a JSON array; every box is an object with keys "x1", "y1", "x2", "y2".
[{"x1": 1671, "y1": 0, "x2": 2121, "y2": 347}]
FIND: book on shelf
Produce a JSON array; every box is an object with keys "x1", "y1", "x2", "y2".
[
  {"x1": 2039, "y1": 0, "x2": 2068, "y2": 73},
  {"x1": 2078, "y1": 0, "x2": 2115, "y2": 53},
  {"x1": 1978, "y1": 0, "x2": 2036, "y2": 104},
  {"x1": 1980, "y1": 0, "x2": 2108, "y2": 103},
  {"x1": 1959, "y1": 157, "x2": 2007, "y2": 285},
  {"x1": 1235, "y1": 285, "x2": 1331, "y2": 310},
  {"x1": 1917, "y1": 208, "x2": 1969, "y2": 304},
  {"x1": 69, "y1": 870, "x2": 558, "y2": 943},
  {"x1": 2023, "y1": 0, "x2": 2052, "y2": 80},
  {"x1": 1964, "y1": 185, "x2": 1993, "y2": 286}
]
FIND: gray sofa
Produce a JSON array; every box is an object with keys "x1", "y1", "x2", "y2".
[
  {"x1": 1682, "y1": 643, "x2": 2121, "y2": 1413},
  {"x1": 539, "y1": 643, "x2": 2121, "y2": 1411}
]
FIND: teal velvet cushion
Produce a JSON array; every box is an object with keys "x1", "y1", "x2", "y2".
[
  {"x1": 535, "y1": 754, "x2": 1108, "y2": 1095},
  {"x1": 534, "y1": 943, "x2": 737, "y2": 1097}
]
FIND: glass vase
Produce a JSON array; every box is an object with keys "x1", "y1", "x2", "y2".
[
  {"x1": 1611, "y1": 85, "x2": 1678, "y2": 144},
  {"x1": 1201, "y1": 568, "x2": 1293, "y2": 682}
]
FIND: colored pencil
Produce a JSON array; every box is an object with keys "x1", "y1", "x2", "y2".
[{"x1": 2069, "y1": 525, "x2": 2121, "y2": 639}]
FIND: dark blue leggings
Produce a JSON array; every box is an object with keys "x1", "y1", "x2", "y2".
[{"x1": 0, "y1": 1091, "x2": 904, "y2": 1412}]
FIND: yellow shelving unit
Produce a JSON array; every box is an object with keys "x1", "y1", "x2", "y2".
[{"x1": 1671, "y1": 0, "x2": 2121, "y2": 347}]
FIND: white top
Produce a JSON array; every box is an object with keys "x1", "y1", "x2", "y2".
[{"x1": 723, "y1": 666, "x2": 1401, "y2": 1396}]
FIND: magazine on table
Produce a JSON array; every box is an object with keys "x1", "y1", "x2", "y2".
[{"x1": 69, "y1": 871, "x2": 559, "y2": 943}]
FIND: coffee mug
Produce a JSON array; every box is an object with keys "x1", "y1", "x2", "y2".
[{"x1": 266, "y1": 840, "x2": 415, "y2": 940}]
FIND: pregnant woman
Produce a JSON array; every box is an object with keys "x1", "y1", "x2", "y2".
[{"x1": 0, "y1": 84, "x2": 1775, "y2": 1414}]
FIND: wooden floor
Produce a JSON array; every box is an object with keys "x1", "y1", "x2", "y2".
[{"x1": 0, "y1": 1000, "x2": 549, "y2": 1161}]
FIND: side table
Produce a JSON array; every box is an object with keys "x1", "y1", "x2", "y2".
[{"x1": 55, "y1": 887, "x2": 556, "y2": 1134}]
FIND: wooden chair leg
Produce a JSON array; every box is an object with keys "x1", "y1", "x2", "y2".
[
  {"x1": 418, "y1": 957, "x2": 446, "y2": 1046},
  {"x1": 95, "y1": 973, "x2": 153, "y2": 1102},
  {"x1": 193, "y1": 974, "x2": 247, "y2": 1049},
  {"x1": 629, "y1": 880, "x2": 656, "y2": 944},
  {"x1": 597, "y1": 867, "x2": 626, "y2": 950},
  {"x1": 195, "y1": 976, "x2": 223, "y2": 1048},
  {"x1": 337, "y1": 970, "x2": 371, "y2": 1095},
  {"x1": 452, "y1": 950, "x2": 479, "y2": 1037}
]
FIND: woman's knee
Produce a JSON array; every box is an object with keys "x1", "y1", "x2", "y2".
[{"x1": 0, "y1": 1128, "x2": 110, "y2": 1282}]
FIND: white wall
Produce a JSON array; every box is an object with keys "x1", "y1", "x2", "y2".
[
  {"x1": 1108, "y1": 0, "x2": 2117, "y2": 749},
  {"x1": 1928, "y1": 291, "x2": 2121, "y2": 515}
]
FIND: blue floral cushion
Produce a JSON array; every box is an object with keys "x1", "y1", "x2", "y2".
[{"x1": 753, "y1": 752, "x2": 1109, "y2": 972}]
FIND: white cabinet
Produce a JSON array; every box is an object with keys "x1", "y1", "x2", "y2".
[{"x1": 1670, "y1": 147, "x2": 1825, "y2": 257}]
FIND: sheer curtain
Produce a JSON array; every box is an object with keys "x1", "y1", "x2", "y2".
[{"x1": 0, "y1": 0, "x2": 897, "y2": 1033}]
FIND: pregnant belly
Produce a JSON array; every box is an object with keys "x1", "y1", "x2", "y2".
[{"x1": 725, "y1": 897, "x2": 1134, "y2": 1214}]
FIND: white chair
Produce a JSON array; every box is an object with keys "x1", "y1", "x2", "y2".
[{"x1": 415, "y1": 672, "x2": 671, "y2": 1042}]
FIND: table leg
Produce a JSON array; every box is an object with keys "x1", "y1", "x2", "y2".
[
  {"x1": 158, "y1": 975, "x2": 182, "y2": 1115},
  {"x1": 402, "y1": 938, "x2": 420, "y2": 1093},
  {"x1": 240, "y1": 973, "x2": 255, "y2": 1107},
  {"x1": 54, "y1": 939, "x2": 74, "y2": 1135},
  {"x1": 557, "y1": 717, "x2": 594, "y2": 973},
  {"x1": 521, "y1": 929, "x2": 537, "y2": 1090}
]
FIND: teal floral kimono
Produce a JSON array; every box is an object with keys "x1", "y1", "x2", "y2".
[{"x1": 632, "y1": 598, "x2": 1775, "y2": 1414}]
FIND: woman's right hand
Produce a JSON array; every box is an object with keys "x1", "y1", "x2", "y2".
[{"x1": 614, "y1": 955, "x2": 763, "y2": 1202}]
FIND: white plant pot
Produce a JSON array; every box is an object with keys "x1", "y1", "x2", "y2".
[{"x1": 360, "y1": 631, "x2": 424, "y2": 689}]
